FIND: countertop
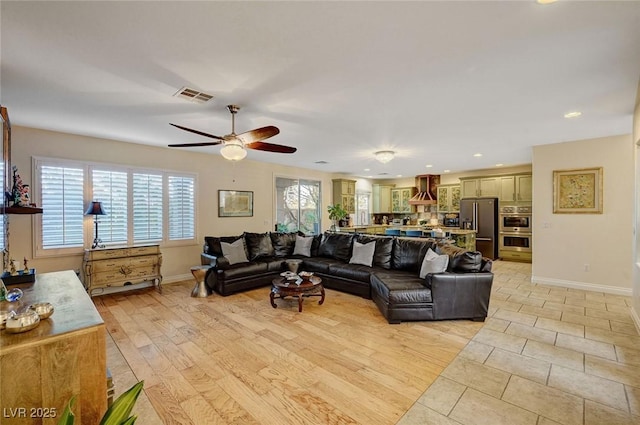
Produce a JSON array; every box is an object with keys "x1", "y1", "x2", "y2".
[{"x1": 338, "y1": 225, "x2": 475, "y2": 235}]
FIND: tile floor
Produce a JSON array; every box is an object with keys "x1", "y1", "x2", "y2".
[{"x1": 398, "y1": 261, "x2": 640, "y2": 425}]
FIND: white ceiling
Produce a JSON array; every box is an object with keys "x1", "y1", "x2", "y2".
[{"x1": 2, "y1": 1, "x2": 640, "y2": 178}]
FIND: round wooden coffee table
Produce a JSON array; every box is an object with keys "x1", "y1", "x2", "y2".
[{"x1": 270, "y1": 275, "x2": 325, "y2": 312}]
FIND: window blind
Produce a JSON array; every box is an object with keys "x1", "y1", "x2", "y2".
[
  {"x1": 168, "y1": 176, "x2": 195, "y2": 240},
  {"x1": 41, "y1": 165, "x2": 84, "y2": 248}
]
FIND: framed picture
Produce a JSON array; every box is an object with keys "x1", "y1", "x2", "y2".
[
  {"x1": 218, "y1": 190, "x2": 254, "y2": 217},
  {"x1": 553, "y1": 167, "x2": 603, "y2": 214}
]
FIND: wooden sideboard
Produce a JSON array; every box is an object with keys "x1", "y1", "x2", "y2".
[
  {"x1": 83, "y1": 245, "x2": 162, "y2": 296},
  {"x1": 0, "y1": 271, "x2": 107, "y2": 424}
]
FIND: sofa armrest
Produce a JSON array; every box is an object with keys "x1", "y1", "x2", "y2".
[
  {"x1": 424, "y1": 272, "x2": 493, "y2": 321},
  {"x1": 200, "y1": 253, "x2": 231, "y2": 269}
]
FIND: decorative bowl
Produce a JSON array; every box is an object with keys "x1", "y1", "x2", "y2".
[
  {"x1": 299, "y1": 271, "x2": 314, "y2": 279},
  {"x1": 0, "y1": 309, "x2": 14, "y2": 330},
  {"x1": 29, "y1": 302, "x2": 54, "y2": 319},
  {"x1": 4, "y1": 310, "x2": 40, "y2": 333}
]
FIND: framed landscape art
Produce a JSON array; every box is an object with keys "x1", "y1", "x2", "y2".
[
  {"x1": 218, "y1": 190, "x2": 253, "y2": 217},
  {"x1": 553, "y1": 167, "x2": 603, "y2": 214}
]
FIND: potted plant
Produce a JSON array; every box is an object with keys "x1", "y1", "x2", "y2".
[{"x1": 327, "y1": 204, "x2": 348, "y2": 231}]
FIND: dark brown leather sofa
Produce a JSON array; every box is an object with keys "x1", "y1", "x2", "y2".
[{"x1": 201, "y1": 231, "x2": 493, "y2": 324}]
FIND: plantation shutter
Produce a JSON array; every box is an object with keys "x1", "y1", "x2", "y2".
[
  {"x1": 41, "y1": 165, "x2": 84, "y2": 248},
  {"x1": 132, "y1": 173, "x2": 163, "y2": 242},
  {"x1": 168, "y1": 175, "x2": 195, "y2": 240},
  {"x1": 91, "y1": 169, "x2": 128, "y2": 244}
]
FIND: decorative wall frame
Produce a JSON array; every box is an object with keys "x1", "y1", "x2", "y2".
[
  {"x1": 218, "y1": 190, "x2": 254, "y2": 217},
  {"x1": 553, "y1": 167, "x2": 603, "y2": 214}
]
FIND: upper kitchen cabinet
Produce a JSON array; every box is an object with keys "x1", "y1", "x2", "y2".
[
  {"x1": 391, "y1": 187, "x2": 417, "y2": 213},
  {"x1": 332, "y1": 179, "x2": 356, "y2": 214},
  {"x1": 437, "y1": 184, "x2": 461, "y2": 212},
  {"x1": 499, "y1": 174, "x2": 532, "y2": 203},
  {"x1": 372, "y1": 184, "x2": 394, "y2": 213},
  {"x1": 460, "y1": 177, "x2": 499, "y2": 198}
]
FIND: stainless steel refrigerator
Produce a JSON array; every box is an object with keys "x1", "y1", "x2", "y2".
[{"x1": 459, "y1": 197, "x2": 499, "y2": 259}]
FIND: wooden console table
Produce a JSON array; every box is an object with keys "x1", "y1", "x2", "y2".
[
  {"x1": 0, "y1": 271, "x2": 107, "y2": 424},
  {"x1": 83, "y1": 245, "x2": 162, "y2": 296}
]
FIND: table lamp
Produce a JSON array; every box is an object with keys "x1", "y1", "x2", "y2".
[{"x1": 85, "y1": 201, "x2": 107, "y2": 249}]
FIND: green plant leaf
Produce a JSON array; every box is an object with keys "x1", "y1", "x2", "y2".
[
  {"x1": 120, "y1": 415, "x2": 138, "y2": 425},
  {"x1": 56, "y1": 395, "x2": 76, "y2": 425},
  {"x1": 99, "y1": 381, "x2": 144, "y2": 425}
]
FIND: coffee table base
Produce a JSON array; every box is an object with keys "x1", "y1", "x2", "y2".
[{"x1": 270, "y1": 284, "x2": 325, "y2": 312}]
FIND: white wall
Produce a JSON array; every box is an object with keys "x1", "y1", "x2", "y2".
[
  {"x1": 532, "y1": 134, "x2": 635, "y2": 295},
  {"x1": 8, "y1": 126, "x2": 335, "y2": 282},
  {"x1": 632, "y1": 78, "x2": 640, "y2": 329}
]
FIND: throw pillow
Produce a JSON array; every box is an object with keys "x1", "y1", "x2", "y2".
[
  {"x1": 293, "y1": 235, "x2": 314, "y2": 257},
  {"x1": 349, "y1": 240, "x2": 376, "y2": 267},
  {"x1": 221, "y1": 239, "x2": 249, "y2": 265},
  {"x1": 419, "y1": 248, "x2": 449, "y2": 278}
]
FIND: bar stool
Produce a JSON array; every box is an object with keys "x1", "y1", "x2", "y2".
[
  {"x1": 384, "y1": 229, "x2": 401, "y2": 236},
  {"x1": 405, "y1": 230, "x2": 423, "y2": 237}
]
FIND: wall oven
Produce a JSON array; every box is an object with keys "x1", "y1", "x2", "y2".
[
  {"x1": 499, "y1": 205, "x2": 532, "y2": 233},
  {"x1": 499, "y1": 233, "x2": 532, "y2": 252}
]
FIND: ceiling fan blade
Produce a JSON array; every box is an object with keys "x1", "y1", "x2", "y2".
[
  {"x1": 237, "y1": 126, "x2": 280, "y2": 143},
  {"x1": 246, "y1": 141, "x2": 297, "y2": 154},
  {"x1": 168, "y1": 141, "x2": 223, "y2": 147},
  {"x1": 170, "y1": 123, "x2": 225, "y2": 140}
]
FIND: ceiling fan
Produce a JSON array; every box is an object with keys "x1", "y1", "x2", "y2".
[{"x1": 168, "y1": 105, "x2": 297, "y2": 161}]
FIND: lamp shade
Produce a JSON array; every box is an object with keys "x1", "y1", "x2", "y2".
[
  {"x1": 85, "y1": 201, "x2": 107, "y2": 216},
  {"x1": 220, "y1": 140, "x2": 247, "y2": 161}
]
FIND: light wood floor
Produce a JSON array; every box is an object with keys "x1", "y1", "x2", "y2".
[{"x1": 95, "y1": 279, "x2": 484, "y2": 424}]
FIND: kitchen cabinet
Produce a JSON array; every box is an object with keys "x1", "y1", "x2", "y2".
[
  {"x1": 499, "y1": 174, "x2": 532, "y2": 203},
  {"x1": 437, "y1": 184, "x2": 461, "y2": 213},
  {"x1": 391, "y1": 187, "x2": 416, "y2": 213},
  {"x1": 332, "y1": 179, "x2": 356, "y2": 214},
  {"x1": 372, "y1": 184, "x2": 394, "y2": 213},
  {"x1": 460, "y1": 177, "x2": 499, "y2": 198}
]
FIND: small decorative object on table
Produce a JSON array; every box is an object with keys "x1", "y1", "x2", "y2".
[{"x1": 1, "y1": 268, "x2": 37, "y2": 285}]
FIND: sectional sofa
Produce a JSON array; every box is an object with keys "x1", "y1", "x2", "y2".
[{"x1": 201, "y1": 231, "x2": 493, "y2": 324}]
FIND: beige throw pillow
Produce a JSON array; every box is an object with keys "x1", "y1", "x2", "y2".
[
  {"x1": 349, "y1": 240, "x2": 376, "y2": 267},
  {"x1": 419, "y1": 248, "x2": 449, "y2": 278},
  {"x1": 221, "y1": 239, "x2": 249, "y2": 265},
  {"x1": 293, "y1": 235, "x2": 313, "y2": 257}
]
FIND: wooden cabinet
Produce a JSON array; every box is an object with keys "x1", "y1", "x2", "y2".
[
  {"x1": 499, "y1": 174, "x2": 532, "y2": 202},
  {"x1": 83, "y1": 245, "x2": 162, "y2": 296},
  {"x1": 332, "y1": 179, "x2": 356, "y2": 214},
  {"x1": 437, "y1": 184, "x2": 461, "y2": 212},
  {"x1": 372, "y1": 184, "x2": 394, "y2": 213},
  {"x1": 391, "y1": 187, "x2": 416, "y2": 213},
  {"x1": 461, "y1": 177, "x2": 500, "y2": 198},
  {"x1": 0, "y1": 271, "x2": 107, "y2": 425}
]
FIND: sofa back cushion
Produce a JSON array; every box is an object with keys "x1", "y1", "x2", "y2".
[
  {"x1": 244, "y1": 232, "x2": 275, "y2": 261},
  {"x1": 318, "y1": 232, "x2": 354, "y2": 262},
  {"x1": 436, "y1": 243, "x2": 483, "y2": 272},
  {"x1": 355, "y1": 235, "x2": 394, "y2": 269},
  {"x1": 392, "y1": 237, "x2": 436, "y2": 272},
  {"x1": 205, "y1": 235, "x2": 244, "y2": 257},
  {"x1": 270, "y1": 232, "x2": 298, "y2": 257}
]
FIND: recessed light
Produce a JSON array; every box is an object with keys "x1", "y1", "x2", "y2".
[
  {"x1": 495, "y1": 163, "x2": 504, "y2": 167},
  {"x1": 364, "y1": 168, "x2": 370, "y2": 171},
  {"x1": 366, "y1": 175, "x2": 373, "y2": 178},
  {"x1": 473, "y1": 153, "x2": 483, "y2": 157},
  {"x1": 425, "y1": 164, "x2": 433, "y2": 168},
  {"x1": 564, "y1": 111, "x2": 582, "y2": 119},
  {"x1": 396, "y1": 174, "x2": 402, "y2": 177},
  {"x1": 443, "y1": 170, "x2": 451, "y2": 173},
  {"x1": 536, "y1": 0, "x2": 557, "y2": 4}
]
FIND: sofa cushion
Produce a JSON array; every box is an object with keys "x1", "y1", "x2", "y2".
[
  {"x1": 204, "y1": 235, "x2": 244, "y2": 256},
  {"x1": 244, "y1": 232, "x2": 275, "y2": 261},
  {"x1": 392, "y1": 237, "x2": 436, "y2": 272},
  {"x1": 371, "y1": 271, "x2": 433, "y2": 303},
  {"x1": 356, "y1": 235, "x2": 393, "y2": 269},
  {"x1": 329, "y1": 263, "x2": 373, "y2": 283},
  {"x1": 318, "y1": 232, "x2": 354, "y2": 262},
  {"x1": 270, "y1": 232, "x2": 297, "y2": 257},
  {"x1": 436, "y1": 244, "x2": 482, "y2": 272},
  {"x1": 293, "y1": 235, "x2": 314, "y2": 257},
  {"x1": 218, "y1": 261, "x2": 268, "y2": 279},
  {"x1": 221, "y1": 239, "x2": 249, "y2": 265},
  {"x1": 349, "y1": 240, "x2": 376, "y2": 267},
  {"x1": 419, "y1": 248, "x2": 449, "y2": 278},
  {"x1": 301, "y1": 257, "x2": 342, "y2": 274}
]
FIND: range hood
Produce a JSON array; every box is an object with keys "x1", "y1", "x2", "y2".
[{"x1": 409, "y1": 174, "x2": 441, "y2": 205}]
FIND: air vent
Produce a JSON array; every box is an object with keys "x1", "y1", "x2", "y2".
[
  {"x1": 314, "y1": 161, "x2": 329, "y2": 164},
  {"x1": 173, "y1": 87, "x2": 214, "y2": 104},
  {"x1": 378, "y1": 172, "x2": 390, "y2": 175}
]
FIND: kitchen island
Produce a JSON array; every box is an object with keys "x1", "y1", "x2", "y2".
[{"x1": 337, "y1": 226, "x2": 476, "y2": 251}]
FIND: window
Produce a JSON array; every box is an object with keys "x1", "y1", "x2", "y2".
[
  {"x1": 275, "y1": 177, "x2": 321, "y2": 234},
  {"x1": 34, "y1": 157, "x2": 196, "y2": 256}
]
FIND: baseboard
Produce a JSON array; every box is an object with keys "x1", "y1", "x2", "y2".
[
  {"x1": 531, "y1": 276, "x2": 632, "y2": 296},
  {"x1": 163, "y1": 273, "x2": 193, "y2": 284},
  {"x1": 631, "y1": 307, "x2": 640, "y2": 335}
]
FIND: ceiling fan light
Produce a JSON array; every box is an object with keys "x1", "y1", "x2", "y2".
[
  {"x1": 220, "y1": 142, "x2": 247, "y2": 161},
  {"x1": 375, "y1": 150, "x2": 395, "y2": 164}
]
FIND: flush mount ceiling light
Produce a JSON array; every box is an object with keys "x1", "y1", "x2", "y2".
[
  {"x1": 220, "y1": 139, "x2": 247, "y2": 161},
  {"x1": 564, "y1": 111, "x2": 582, "y2": 118},
  {"x1": 375, "y1": 150, "x2": 395, "y2": 163}
]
